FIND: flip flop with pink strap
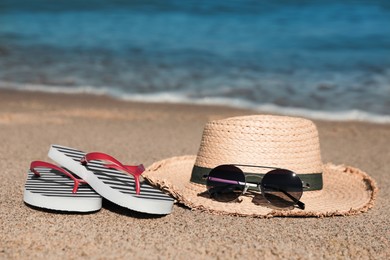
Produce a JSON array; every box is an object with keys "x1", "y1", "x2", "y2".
[
  {"x1": 48, "y1": 144, "x2": 174, "y2": 215},
  {"x1": 24, "y1": 161, "x2": 102, "y2": 212}
]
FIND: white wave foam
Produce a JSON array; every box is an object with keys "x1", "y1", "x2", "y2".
[
  {"x1": 0, "y1": 81, "x2": 110, "y2": 95},
  {"x1": 1, "y1": 81, "x2": 390, "y2": 124},
  {"x1": 125, "y1": 93, "x2": 390, "y2": 124}
]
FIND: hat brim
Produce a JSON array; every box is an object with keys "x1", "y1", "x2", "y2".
[{"x1": 144, "y1": 156, "x2": 378, "y2": 217}]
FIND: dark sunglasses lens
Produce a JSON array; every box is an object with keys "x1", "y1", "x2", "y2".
[
  {"x1": 206, "y1": 165, "x2": 245, "y2": 202},
  {"x1": 261, "y1": 169, "x2": 303, "y2": 208}
]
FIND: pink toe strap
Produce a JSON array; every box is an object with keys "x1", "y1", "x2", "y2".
[
  {"x1": 30, "y1": 161, "x2": 87, "y2": 194},
  {"x1": 80, "y1": 152, "x2": 145, "y2": 195}
]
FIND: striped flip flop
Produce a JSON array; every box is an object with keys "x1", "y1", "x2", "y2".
[
  {"x1": 24, "y1": 161, "x2": 102, "y2": 212},
  {"x1": 48, "y1": 144, "x2": 174, "y2": 215}
]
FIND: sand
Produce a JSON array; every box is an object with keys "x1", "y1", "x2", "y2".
[{"x1": 0, "y1": 89, "x2": 389, "y2": 259}]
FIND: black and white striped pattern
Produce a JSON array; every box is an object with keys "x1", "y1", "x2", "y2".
[
  {"x1": 23, "y1": 166, "x2": 102, "y2": 212},
  {"x1": 51, "y1": 145, "x2": 174, "y2": 202},
  {"x1": 25, "y1": 168, "x2": 100, "y2": 198}
]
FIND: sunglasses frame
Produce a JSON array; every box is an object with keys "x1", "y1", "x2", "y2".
[{"x1": 205, "y1": 164, "x2": 307, "y2": 210}]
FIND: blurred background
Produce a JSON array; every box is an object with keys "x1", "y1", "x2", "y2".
[{"x1": 0, "y1": 0, "x2": 389, "y2": 121}]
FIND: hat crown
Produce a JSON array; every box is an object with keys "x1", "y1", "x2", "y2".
[{"x1": 194, "y1": 115, "x2": 323, "y2": 174}]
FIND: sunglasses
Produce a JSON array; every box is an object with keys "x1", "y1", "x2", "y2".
[{"x1": 204, "y1": 164, "x2": 307, "y2": 210}]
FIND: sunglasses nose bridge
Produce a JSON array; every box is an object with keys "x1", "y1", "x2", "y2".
[
  {"x1": 243, "y1": 183, "x2": 251, "y2": 194},
  {"x1": 244, "y1": 175, "x2": 263, "y2": 193}
]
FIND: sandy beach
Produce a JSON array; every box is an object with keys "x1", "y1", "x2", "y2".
[{"x1": 0, "y1": 89, "x2": 389, "y2": 259}]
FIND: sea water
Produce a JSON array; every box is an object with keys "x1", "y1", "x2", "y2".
[{"x1": 1, "y1": 0, "x2": 390, "y2": 123}]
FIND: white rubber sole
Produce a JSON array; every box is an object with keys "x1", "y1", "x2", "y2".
[
  {"x1": 48, "y1": 144, "x2": 174, "y2": 215},
  {"x1": 24, "y1": 169, "x2": 102, "y2": 212},
  {"x1": 24, "y1": 189, "x2": 102, "y2": 212}
]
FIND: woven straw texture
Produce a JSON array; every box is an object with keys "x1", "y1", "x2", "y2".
[
  {"x1": 195, "y1": 115, "x2": 322, "y2": 175},
  {"x1": 144, "y1": 115, "x2": 378, "y2": 217}
]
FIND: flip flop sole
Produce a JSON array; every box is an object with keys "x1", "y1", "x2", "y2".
[
  {"x1": 48, "y1": 145, "x2": 174, "y2": 215},
  {"x1": 24, "y1": 169, "x2": 102, "y2": 212}
]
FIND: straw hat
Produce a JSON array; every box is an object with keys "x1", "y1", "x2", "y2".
[{"x1": 144, "y1": 115, "x2": 378, "y2": 217}]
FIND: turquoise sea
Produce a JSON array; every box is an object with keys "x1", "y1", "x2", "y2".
[{"x1": 1, "y1": 0, "x2": 390, "y2": 122}]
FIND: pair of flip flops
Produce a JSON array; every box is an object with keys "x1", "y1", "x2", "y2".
[{"x1": 24, "y1": 145, "x2": 174, "y2": 215}]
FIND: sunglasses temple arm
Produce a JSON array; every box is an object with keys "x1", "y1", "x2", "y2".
[
  {"x1": 207, "y1": 176, "x2": 244, "y2": 186},
  {"x1": 280, "y1": 189, "x2": 305, "y2": 210}
]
